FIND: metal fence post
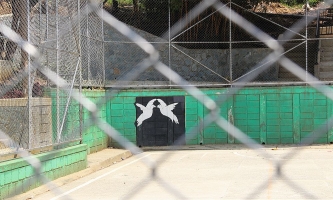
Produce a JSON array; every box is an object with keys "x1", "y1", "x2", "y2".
[
  {"x1": 27, "y1": 0, "x2": 32, "y2": 150},
  {"x1": 56, "y1": 0, "x2": 60, "y2": 144}
]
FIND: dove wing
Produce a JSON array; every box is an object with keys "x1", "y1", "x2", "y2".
[
  {"x1": 136, "y1": 103, "x2": 145, "y2": 110},
  {"x1": 136, "y1": 114, "x2": 144, "y2": 126},
  {"x1": 167, "y1": 103, "x2": 178, "y2": 111},
  {"x1": 166, "y1": 111, "x2": 179, "y2": 124}
]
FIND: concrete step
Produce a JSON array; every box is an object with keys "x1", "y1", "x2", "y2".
[
  {"x1": 319, "y1": 56, "x2": 333, "y2": 62},
  {"x1": 319, "y1": 39, "x2": 333, "y2": 47},
  {"x1": 320, "y1": 52, "x2": 333, "y2": 61},
  {"x1": 317, "y1": 66, "x2": 333, "y2": 72},
  {"x1": 316, "y1": 61, "x2": 333, "y2": 67},
  {"x1": 319, "y1": 34, "x2": 333, "y2": 38},
  {"x1": 317, "y1": 71, "x2": 333, "y2": 79},
  {"x1": 314, "y1": 63, "x2": 333, "y2": 80},
  {"x1": 319, "y1": 47, "x2": 333, "y2": 52}
]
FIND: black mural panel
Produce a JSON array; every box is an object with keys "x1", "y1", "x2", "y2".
[{"x1": 135, "y1": 96, "x2": 185, "y2": 147}]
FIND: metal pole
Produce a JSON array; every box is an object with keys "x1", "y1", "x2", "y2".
[
  {"x1": 56, "y1": 0, "x2": 60, "y2": 143},
  {"x1": 79, "y1": 0, "x2": 83, "y2": 143},
  {"x1": 87, "y1": 2, "x2": 91, "y2": 84},
  {"x1": 229, "y1": 2, "x2": 232, "y2": 83},
  {"x1": 58, "y1": 58, "x2": 81, "y2": 143},
  {"x1": 168, "y1": 0, "x2": 171, "y2": 88},
  {"x1": 46, "y1": 0, "x2": 49, "y2": 41},
  {"x1": 39, "y1": 0, "x2": 41, "y2": 44},
  {"x1": 102, "y1": 1, "x2": 105, "y2": 86},
  {"x1": 27, "y1": 0, "x2": 32, "y2": 150},
  {"x1": 305, "y1": 0, "x2": 308, "y2": 82}
]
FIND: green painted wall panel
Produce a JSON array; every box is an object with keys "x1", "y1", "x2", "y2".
[
  {"x1": 281, "y1": 131, "x2": 293, "y2": 138},
  {"x1": 0, "y1": 144, "x2": 87, "y2": 199},
  {"x1": 281, "y1": 138, "x2": 294, "y2": 144},
  {"x1": 101, "y1": 86, "x2": 333, "y2": 147},
  {"x1": 216, "y1": 131, "x2": 228, "y2": 139}
]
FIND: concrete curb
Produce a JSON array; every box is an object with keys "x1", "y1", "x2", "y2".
[{"x1": 8, "y1": 149, "x2": 132, "y2": 200}]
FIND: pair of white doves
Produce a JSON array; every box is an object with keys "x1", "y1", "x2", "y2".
[{"x1": 136, "y1": 99, "x2": 179, "y2": 126}]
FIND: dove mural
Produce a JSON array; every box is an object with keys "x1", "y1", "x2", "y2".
[
  {"x1": 135, "y1": 99, "x2": 156, "y2": 126},
  {"x1": 156, "y1": 99, "x2": 179, "y2": 124},
  {"x1": 135, "y1": 96, "x2": 185, "y2": 147}
]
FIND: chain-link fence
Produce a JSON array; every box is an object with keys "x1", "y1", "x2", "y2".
[
  {"x1": 1, "y1": 0, "x2": 333, "y2": 199},
  {"x1": 0, "y1": 0, "x2": 104, "y2": 156}
]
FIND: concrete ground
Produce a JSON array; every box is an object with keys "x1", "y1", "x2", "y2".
[{"x1": 9, "y1": 144, "x2": 333, "y2": 200}]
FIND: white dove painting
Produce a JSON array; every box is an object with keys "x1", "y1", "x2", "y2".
[
  {"x1": 156, "y1": 99, "x2": 179, "y2": 124},
  {"x1": 135, "y1": 99, "x2": 156, "y2": 126}
]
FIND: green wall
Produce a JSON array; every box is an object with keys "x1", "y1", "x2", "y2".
[
  {"x1": 107, "y1": 86, "x2": 333, "y2": 146},
  {"x1": 0, "y1": 144, "x2": 87, "y2": 199},
  {"x1": 47, "y1": 89, "x2": 109, "y2": 154},
  {"x1": 2, "y1": 86, "x2": 332, "y2": 198},
  {"x1": 81, "y1": 90, "x2": 109, "y2": 154}
]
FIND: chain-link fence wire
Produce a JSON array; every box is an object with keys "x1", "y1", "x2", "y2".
[
  {"x1": 0, "y1": 0, "x2": 102, "y2": 154},
  {"x1": 105, "y1": 0, "x2": 329, "y2": 86},
  {"x1": 1, "y1": 0, "x2": 333, "y2": 199}
]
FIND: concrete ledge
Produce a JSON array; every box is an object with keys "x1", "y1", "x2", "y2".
[
  {"x1": 8, "y1": 148, "x2": 132, "y2": 200},
  {"x1": 0, "y1": 144, "x2": 87, "y2": 199}
]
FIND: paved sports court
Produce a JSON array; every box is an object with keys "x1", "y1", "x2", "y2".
[{"x1": 13, "y1": 145, "x2": 333, "y2": 200}]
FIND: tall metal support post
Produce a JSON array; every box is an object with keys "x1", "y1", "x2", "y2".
[
  {"x1": 79, "y1": 0, "x2": 83, "y2": 142},
  {"x1": 229, "y1": 2, "x2": 233, "y2": 83},
  {"x1": 87, "y1": 2, "x2": 91, "y2": 84},
  {"x1": 56, "y1": 0, "x2": 60, "y2": 144},
  {"x1": 305, "y1": 0, "x2": 309, "y2": 82},
  {"x1": 102, "y1": 1, "x2": 105, "y2": 86},
  {"x1": 27, "y1": 0, "x2": 32, "y2": 149},
  {"x1": 168, "y1": 0, "x2": 171, "y2": 87}
]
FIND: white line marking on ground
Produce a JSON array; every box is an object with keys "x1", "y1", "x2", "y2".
[
  {"x1": 178, "y1": 153, "x2": 189, "y2": 161},
  {"x1": 200, "y1": 153, "x2": 208, "y2": 158},
  {"x1": 233, "y1": 151, "x2": 291, "y2": 161},
  {"x1": 50, "y1": 153, "x2": 152, "y2": 200},
  {"x1": 233, "y1": 151, "x2": 260, "y2": 159}
]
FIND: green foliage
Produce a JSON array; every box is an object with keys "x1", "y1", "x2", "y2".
[
  {"x1": 170, "y1": 0, "x2": 183, "y2": 12},
  {"x1": 106, "y1": 0, "x2": 323, "y2": 10},
  {"x1": 118, "y1": 0, "x2": 133, "y2": 6},
  {"x1": 308, "y1": 0, "x2": 322, "y2": 6},
  {"x1": 279, "y1": 0, "x2": 321, "y2": 6},
  {"x1": 105, "y1": 0, "x2": 133, "y2": 6}
]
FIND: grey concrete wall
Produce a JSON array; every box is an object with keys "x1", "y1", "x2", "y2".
[
  {"x1": 0, "y1": 98, "x2": 52, "y2": 150},
  {"x1": 104, "y1": 24, "x2": 278, "y2": 84}
]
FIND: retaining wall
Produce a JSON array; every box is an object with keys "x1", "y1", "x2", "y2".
[
  {"x1": 0, "y1": 144, "x2": 87, "y2": 199},
  {"x1": 107, "y1": 86, "x2": 333, "y2": 146}
]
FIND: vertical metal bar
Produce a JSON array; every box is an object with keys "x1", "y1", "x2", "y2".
[
  {"x1": 39, "y1": 0, "x2": 41, "y2": 44},
  {"x1": 168, "y1": 0, "x2": 171, "y2": 87},
  {"x1": 56, "y1": 0, "x2": 60, "y2": 143},
  {"x1": 57, "y1": 58, "x2": 81, "y2": 143},
  {"x1": 79, "y1": 0, "x2": 83, "y2": 142},
  {"x1": 46, "y1": 0, "x2": 49, "y2": 41},
  {"x1": 316, "y1": 9, "x2": 320, "y2": 37},
  {"x1": 87, "y1": 3, "x2": 91, "y2": 84},
  {"x1": 27, "y1": 0, "x2": 32, "y2": 150},
  {"x1": 305, "y1": 0, "x2": 308, "y2": 82},
  {"x1": 102, "y1": 2, "x2": 105, "y2": 86},
  {"x1": 229, "y1": 2, "x2": 232, "y2": 83}
]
